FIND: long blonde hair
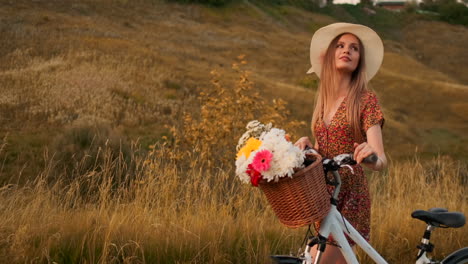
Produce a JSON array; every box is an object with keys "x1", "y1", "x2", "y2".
[{"x1": 311, "y1": 33, "x2": 368, "y2": 143}]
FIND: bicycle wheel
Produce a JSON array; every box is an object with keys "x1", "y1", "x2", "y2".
[{"x1": 442, "y1": 247, "x2": 468, "y2": 264}]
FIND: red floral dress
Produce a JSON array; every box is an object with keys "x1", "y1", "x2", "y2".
[{"x1": 314, "y1": 91, "x2": 384, "y2": 245}]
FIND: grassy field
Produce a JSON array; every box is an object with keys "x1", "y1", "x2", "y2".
[
  {"x1": 0, "y1": 0, "x2": 467, "y2": 263},
  {"x1": 0, "y1": 134, "x2": 466, "y2": 263}
]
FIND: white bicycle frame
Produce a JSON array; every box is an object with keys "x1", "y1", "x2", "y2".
[
  {"x1": 269, "y1": 154, "x2": 467, "y2": 264},
  {"x1": 301, "y1": 202, "x2": 435, "y2": 264},
  {"x1": 301, "y1": 170, "x2": 433, "y2": 264},
  {"x1": 302, "y1": 203, "x2": 387, "y2": 264}
]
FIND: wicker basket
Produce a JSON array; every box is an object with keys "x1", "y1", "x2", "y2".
[{"x1": 259, "y1": 154, "x2": 330, "y2": 228}]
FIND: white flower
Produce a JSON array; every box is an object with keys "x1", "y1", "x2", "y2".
[
  {"x1": 236, "y1": 120, "x2": 272, "y2": 151},
  {"x1": 235, "y1": 155, "x2": 251, "y2": 184},
  {"x1": 235, "y1": 121, "x2": 305, "y2": 184}
]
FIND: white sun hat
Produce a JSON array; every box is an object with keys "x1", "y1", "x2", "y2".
[{"x1": 306, "y1": 22, "x2": 384, "y2": 81}]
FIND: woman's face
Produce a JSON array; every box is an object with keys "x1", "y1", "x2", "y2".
[{"x1": 334, "y1": 33, "x2": 361, "y2": 74}]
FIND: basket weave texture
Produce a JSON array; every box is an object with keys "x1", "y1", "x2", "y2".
[{"x1": 259, "y1": 154, "x2": 330, "y2": 228}]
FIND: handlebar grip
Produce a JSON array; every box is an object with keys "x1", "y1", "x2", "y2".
[{"x1": 362, "y1": 153, "x2": 378, "y2": 164}]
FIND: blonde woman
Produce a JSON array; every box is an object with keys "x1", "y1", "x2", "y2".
[{"x1": 295, "y1": 23, "x2": 387, "y2": 263}]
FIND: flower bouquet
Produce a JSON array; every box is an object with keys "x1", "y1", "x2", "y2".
[
  {"x1": 235, "y1": 121, "x2": 305, "y2": 186},
  {"x1": 235, "y1": 121, "x2": 330, "y2": 228}
]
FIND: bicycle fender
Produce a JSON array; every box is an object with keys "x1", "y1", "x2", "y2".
[{"x1": 441, "y1": 247, "x2": 468, "y2": 264}]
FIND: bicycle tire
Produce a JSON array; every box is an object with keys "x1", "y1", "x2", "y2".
[{"x1": 442, "y1": 247, "x2": 468, "y2": 264}]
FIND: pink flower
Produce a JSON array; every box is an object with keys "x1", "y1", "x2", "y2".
[
  {"x1": 246, "y1": 164, "x2": 262, "y2": 187},
  {"x1": 252, "y1": 150, "x2": 273, "y2": 172}
]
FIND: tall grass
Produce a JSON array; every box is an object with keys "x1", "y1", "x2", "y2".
[
  {"x1": 0, "y1": 142, "x2": 298, "y2": 263},
  {"x1": 0, "y1": 140, "x2": 466, "y2": 263},
  {"x1": 366, "y1": 156, "x2": 467, "y2": 263}
]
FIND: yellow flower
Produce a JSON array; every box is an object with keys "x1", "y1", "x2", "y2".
[{"x1": 236, "y1": 138, "x2": 262, "y2": 159}]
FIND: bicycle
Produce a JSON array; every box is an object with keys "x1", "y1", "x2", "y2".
[{"x1": 270, "y1": 152, "x2": 468, "y2": 264}]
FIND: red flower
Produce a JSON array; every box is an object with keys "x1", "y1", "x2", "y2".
[{"x1": 246, "y1": 164, "x2": 262, "y2": 187}]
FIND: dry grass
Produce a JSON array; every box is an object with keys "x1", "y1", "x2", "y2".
[
  {"x1": 0, "y1": 138, "x2": 466, "y2": 263},
  {"x1": 402, "y1": 20, "x2": 468, "y2": 84},
  {"x1": 366, "y1": 156, "x2": 468, "y2": 263}
]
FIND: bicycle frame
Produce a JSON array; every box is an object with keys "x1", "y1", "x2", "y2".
[
  {"x1": 301, "y1": 197, "x2": 461, "y2": 264},
  {"x1": 301, "y1": 169, "x2": 387, "y2": 263},
  {"x1": 300, "y1": 169, "x2": 442, "y2": 264},
  {"x1": 296, "y1": 168, "x2": 386, "y2": 264},
  {"x1": 303, "y1": 204, "x2": 387, "y2": 264},
  {"x1": 270, "y1": 154, "x2": 467, "y2": 264}
]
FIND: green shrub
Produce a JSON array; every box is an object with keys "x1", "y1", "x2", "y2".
[
  {"x1": 420, "y1": 0, "x2": 468, "y2": 25},
  {"x1": 165, "y1": 0, "x2": 234, "y2": 7},
  {"x1": 404, "y1": 0, "x2": 419, "y2": 13},
  {"x1": 438, "y1": 2, "x2": 468, "y2": 25},
  {"x1": 166, "y1": 0, "x2": 319, "y2": 9},
  {"x1": 252, "y1": 0, "x2": 319, "y2": 10}
]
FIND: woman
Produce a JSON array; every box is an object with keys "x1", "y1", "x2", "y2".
[{"x1": 295, "y1": 23, "x2": 387, "y2": 263}]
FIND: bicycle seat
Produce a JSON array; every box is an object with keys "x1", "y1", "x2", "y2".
[{"x1": 411, "y1": 209, "x2": 466, "y2": 228}]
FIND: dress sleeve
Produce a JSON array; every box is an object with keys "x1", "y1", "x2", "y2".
[{"x1": 361, "y1": 92, "x2": 385, "y2": 133}]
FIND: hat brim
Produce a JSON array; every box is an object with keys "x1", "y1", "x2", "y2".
[{"x1": 307, "y1": 23, "x2": 384, "y2": 81}]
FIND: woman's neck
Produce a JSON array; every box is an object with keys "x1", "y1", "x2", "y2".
[{"x1": 335, "y1": 71, "x2": 351, "y2": 98}]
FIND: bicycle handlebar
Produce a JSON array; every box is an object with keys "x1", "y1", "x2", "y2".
[
  {"x1": 321, "y1": 153, "x2": 378, "y2": 203},
  {"x1": 332, "y1": 153, "x2": 378, "y2": 166},
  {"x1": 362, "y1": 153, "x2": 378, "y2": 164},
  {"x1": 302, "y1": 148, "x2": 378, "y2": 200},
  {"x1": 303, "y1": 147, "x2": 378, "y2": 168}
]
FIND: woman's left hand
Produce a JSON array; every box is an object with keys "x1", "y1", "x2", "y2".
[{"x1": 353, "y1": 142, "x2": 375, "y2": 164}]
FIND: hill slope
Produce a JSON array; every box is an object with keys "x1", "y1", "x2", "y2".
[{"x1": 0, "y1": 0, "x2": 467, "y2": 181}]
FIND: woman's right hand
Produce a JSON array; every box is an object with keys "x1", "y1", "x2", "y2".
[{"x1": 294, "y1": 137, "x2": 313, "y2": 150}]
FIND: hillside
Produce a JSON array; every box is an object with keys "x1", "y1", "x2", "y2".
[
  {"x1": 0, "y1": 1, "x2": 467, "y2": 263},
  {"x1": 0, "y1": 0, "x2": 467, "y2": 182}
]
